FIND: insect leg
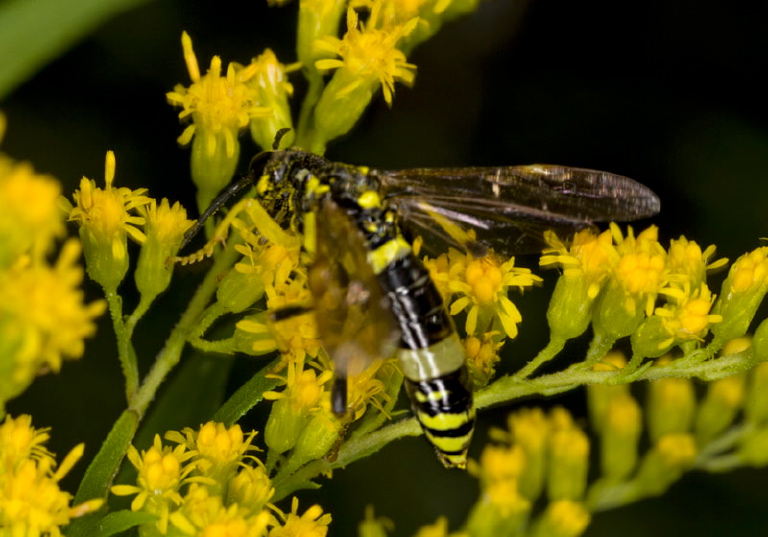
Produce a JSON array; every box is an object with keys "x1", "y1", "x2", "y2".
[{"x1": 181, "y1": 173, "x2": 259, "y2": 250}]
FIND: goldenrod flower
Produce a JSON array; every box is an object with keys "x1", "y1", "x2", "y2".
[
  {"x1": 599, "y1": 391, "x2": 641, "y2": 481},
  {"x1": 343, "y1": 358, "x2": 397, "y2": 420},
  {"x1": 0, "y1": 153, "x2": 64, "y2": 267},
  {"x1": 264, "y1": 277, "x2": 323, "y2": 362},
  {"x1": 646, "y1": 373, "x2": 695, "y2": 443},
  {"x1": 666, "y1": 236, "x2": 726, "y2": 291},
  {"x1": 0, "y1": 240, "x2": 106, "y2": 407},
  {"x1": 547, "y1": 411, "x2": 589, "y2": 501},
  {"x1": 66, "y1": 151, "x2": 150, "y2": 289},
  {"x1": 540, "y1": 228, "x2": 617, "y2": 341},
  {"x1": 505, "y1": 408, "x2": 548, "y2": 501},
  {"x1": 111, "y1": 434, "x2": 198, "y2": 534},
  {"x1": 0, "y1": 415, "x2": 103, "y2": 535},
  {"x1": 227, "y1": 465, "x2": 275, "y2": 515},
  {"x1": 0, "y1": 414, "x2": 52, "y2": 466},
  {"x1": 312, "y1": 6, "x2": 417, "y2": 150},
  {"x1": 263, "y1": 360, "x2": 333, "y2": 455},
  {"x1": 635, "y1": 433, "x2": 696, "y2": 496},
  {"x1": 711, "y1": 246, "x2": 768, "y2": 346},
  {"x1": 270, "y1": 497, "x2": 332, "y2": 537},
  {"x1": 413, "y1": 516, "x2": 453, "y2": 537},
  {"x1": 165, "y1": 423, "x2": 260, "y2": 495},
  {"x1": 695, "y1": 372, "x2": 746, "y2": 445},
  {"x1": 167, "y1": 32, "x2": 271, "y2": 210},
  {"x1": 448, "y1": 253, "x2": 541, "y2": 339},
  {"x1": 358, "y1": 505, "x2": 395, "y2": 537},
  {"x1": 464, "y1": 333, "x2": 503, "y2": 389},
  {"x1": 135, "y1": 198, "x2": 194, "y2": 303},
  {"x1": 651, "y1": 283, "x2": 721, "y2": 348},
  {"x1": 243, "y1": 48, "x2": 296, "y2": 151},
  {"x1": 591, "y1": 225, "x2": 667, "y2": 344},
  {"x1": 530, "y1": 500, "x2": 591, "y2": 537},
  {"x1": 297, "y1": 0, "x2": 347, "y2": 72},
  {"x1": 169, "y1": 483, "x2": 274, "y2": 537}
]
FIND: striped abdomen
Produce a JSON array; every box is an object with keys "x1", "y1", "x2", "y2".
[{"x1": 374, "y1": 249, "x2": 476, "y2": 469}]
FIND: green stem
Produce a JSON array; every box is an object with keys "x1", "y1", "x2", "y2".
[
  {"x1": 129, "y1": 246, "x2": 240, "y2": 419},
  {"x1": 514, "y1": 337, "x2": 566, "y2": 379},
  {"x1": 272, "y1": 345, "x2": 758, "y2": 502},
  {"x1": 105, "y1": 285, "x2": 138, "y2": 401},
  {"x1": 295, "y1": 73, "x2": 325, "y2": 152},
  {"x1": 584, "y1": 331, "x2": 616, "y2": 365},
  {"x1": 124, "y1": 293, "x2": 154, "y2": 337}
]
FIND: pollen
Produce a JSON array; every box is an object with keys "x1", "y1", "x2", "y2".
[
  {"x1": 167, "y1": 32, "x2": 271, "y2": 156},
  {"x1": 314, "y1": 7, "x2": 417, "y2": 105}
]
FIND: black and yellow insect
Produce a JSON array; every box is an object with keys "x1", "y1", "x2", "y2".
[{"x1": 186, "y1": 148, "x2": 660, "y2": 468}]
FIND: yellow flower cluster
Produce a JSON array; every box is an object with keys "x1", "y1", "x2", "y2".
[
  {"x1": 0, "y1": 116, "x2": 106, "y2": 409},
  {"x1": 0, "y1": 415, "x2": 103, "y2": 535},
  {"x1": 418, "y1": 244, "x2": 541, "y2": 389},
  {"x1": 112, "y1": 422, "x2": 331, "y2": 536},
  {"x1": 463, "y1": 407, "x2": 590, "y2": 537},
  {"x1": 539, "y1": 224, "x2": 732, "y2": 375}
]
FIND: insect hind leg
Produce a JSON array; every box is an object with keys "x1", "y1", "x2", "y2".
[{"x1": 181, "y1": 172, "x2": 260, "y2": 251}]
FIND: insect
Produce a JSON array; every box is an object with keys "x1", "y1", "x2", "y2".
[{"x1": 184, "y1": 147, "x2": 660, "y2": 469}]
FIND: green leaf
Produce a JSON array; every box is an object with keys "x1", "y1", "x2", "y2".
[
  {"x1": 212, "y1": 357, "x2": 281, "y2": 426},
  {"x1": 70, "y1": 510, "x2": 158, "y2": 537},
  {"x1": 0, "y1": 0, "x2": 155, "y2": 99},
  {"x1": 68, "y1": 410, "x2": 139, "y2": 536}
]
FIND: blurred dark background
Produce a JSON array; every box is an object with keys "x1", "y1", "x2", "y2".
[{"x1": 4, "y1": 0, "x2": 768, "y2": 535}]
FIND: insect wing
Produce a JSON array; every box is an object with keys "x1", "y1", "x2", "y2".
[
  {"x1": 379, "y1": 165, "x2": 660, "y2": 255},
  {"x1": 307, "y1": 200, "x2": 400, "y2": 413}
]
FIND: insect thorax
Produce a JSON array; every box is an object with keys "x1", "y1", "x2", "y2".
[{"x1": 257, "y1": 150, "x2": 397, "y2": 248}]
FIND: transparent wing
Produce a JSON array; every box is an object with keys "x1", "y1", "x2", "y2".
[
  {"x1": 307, "y1": 200, "x2": 400, "y2": 414},
  {"x1": 378, "y1": 164, "x2": 660, "y2": 255}
]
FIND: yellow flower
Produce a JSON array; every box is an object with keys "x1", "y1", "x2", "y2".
[
  {"x1": 169, "y1": 483, "x2": 274, "y2": 537},
  {"x1": 591, "y1": 225, "x2": 667, "y2": 345},
  {"x1": 611, "y1": 224, "x2": 667, "y2": 316},
  {"x1": 311, "y1": 6, "x2": 417, "y2": 150},
  {"x1": 315, "y1": 7, "x2": 417, "y2": 104},
  {"x1": 165, "y1": 423, "x2": 260, "y2": 493},
  {"x1": 711, "y1": 246, "x2": 768, "y2": 346},
  {"x1": 263, "y1": 360, "x2": 333, "y2": 455},
  {"x1": 244, "y1": 48, "x2": 296, "y2": 151},
  {"x1": 0, "y1": 414, "x2": 52, "y2": 467},
  {"x1": 270, "y1": 497, "x2": 332, "y2": 537},
  {"x1": 227, "y1": 465, "x2": 275, "y2": 515},
  {"x1": 0, "y1": 153, "x2": 64, "y2": 266},
  {"x1": 0, "y1": 240, "x2": 106, "y2": 407},
  {"x1": 345, "y1": 358, "x2": 398, "y2": 420},
  {"x1": 654, "y1": 282, "x2": 722, "y2": 347},
  {"x1": 66, "y1": 151, "x2": 150, "y2": 289},
  {"x1": 531, "y1": 500, "x2": 591, "y2": 537},
  {"x1": 540, "y1": 229, "x2": 617, "y2": 343},
  {"x1": 135, "y1": 198, "x2": 194, "y2": 302},
  {"x1": 0, "y1": 415, "x2": 103, "y2": 536},
  {"x1": 666, "y1": 236, "x2": 726, "y2": 291},
  {"x1": 448, "y1": 253, "x2": 541, "y2": 339},
  {"x1": 540, "y1": 228, "x2": 616, "y2": 299},
  {"x1": 167, "y1": 32, "x2": 272, "y2": 210},
  {"x1": 264, "y1": 277, "x2": 323, "y2": 362},
  {"x1": 264, "y1": 360, "x2": 333, "y2": 415},
  {"x1": 464, "y1": 333, "x2": 503, "y2": 389},
  {"x1": 111, "y1": 434, "x2": 198, "y2": 534}
]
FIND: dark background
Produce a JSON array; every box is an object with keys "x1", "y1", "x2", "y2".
[{"x1": 4, "y1": 0, "x2": 768, "y2": 535}]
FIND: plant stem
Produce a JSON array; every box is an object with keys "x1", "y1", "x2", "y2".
[
  {"x1": 129, "y1": 246, "x2": 240, "y2": 419},
  {"x1": 105, "y1": 285, "x2": 138, "y2": 401}
]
